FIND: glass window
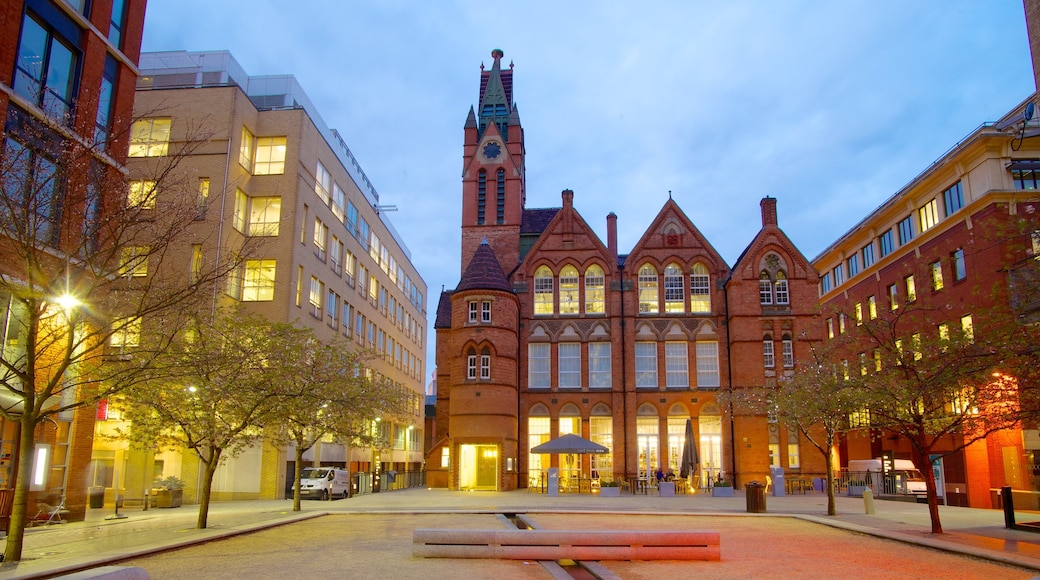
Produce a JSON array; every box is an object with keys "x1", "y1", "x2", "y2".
[
  {"x1": 961, "y1": 315, "x2": 974, "y2": 343},
  {"x1": 638, "y1": 264, "x2": 659, "y2": 313},
  {"x1": 827, "y1": 318, "x2": 834, "y2": 339},
  {"x1": 888, "y1": 283, "x2": 899, "y2": 311},
  {"x1": 241, "y1": 259, "x2": 276, "y2": 301},
  {"x1": 109, "y1": 0, "x2": 127, "y2": 47},
  {"x1": 528, "y1": 343, "x2": 550, "y2": 388},
  {"x1": 309, "y1": 276, "x2": 322, "y2": 318},
  {"x1": 952, "y1": 248, "x2": 966, "y2": 281},
  {"x1": 313, "y1": 218, "x2": 328, "y2": 260},
  {"x1": 14, "y1": 12, "x2": 79, "y2": 124},
  {"x1": 839, "y1": 313, "x2": 846, "y2": 334},
  {"x1": 879, "y1": 229, "x2": 894, "y2": 257},
  {"x1": 898, "y1": 215, "x2": 914, "y2": 245},
  {"x1": 128, "y1": 180, "x2": 156, "y2": 209},
  {"x1": 559, "y1": 265, "x2": 579, "y2": 314},
  {"x1": 696, "y1": 341, "x2": 720, "y2": 387},
  {"x1": 476, "y1": 169, "x2": 486, "y2": 225},
  {"x1": 832, "y1": 265, "x2": 844, "y2": 286},
  {"x1": 943, "y1": 181, "x2": 964, "y2": 214},
  {"x1": 763, "y1": 337, "x2": 775, "y2": 369},
  {"x1": 589, "y1": 343, "x2": 611, "y2": 388},
  {"x1": 904, "y1": 275, "x2": 916, "y2": 302},
  {"x1": 635, "y1": 342, "x2": 657, "y2": 388},
  {"x1": 558, "y1": 343, "x2": 580, "y2": 388},
  {"x1": 846, "y1": 255, "x2": 859, "y2": 278},
  {"x1": 254, "y1": 136, "x2": 286, "y2": 175},
  {"x1": 861, "y1": 242, "x2": 876, "y2": 268},
  {"x1": 129, "y1": 118, "x2": 171, "y2": 157},
  {"x1": 690, "y1": 263, "x2": 711, "y2": 312},
  {"x1": 918, "y1": 198, "x2": 939, "y2": 233},
  {"x1": 854, "y1": 303, "x2": 862, "y2": 325},
  {"x1": 664, "y1": 263, "x2": 684, "y2": 313},
  {"x1": 346, "y1": 201, "x2": 359, "y2": 237},
  {"x1": 467, "y1": 351, "x2": 477, "y2": 380},
  {"x1": 868, "y1": 295, "x2": 877, "y2": 319},
  {"x1": 931, "y1": 261, "x2": 944, "y2": 291},
  {"x1": 781, "y1": 337, "x2": 794, "y2": 368},
  {"x1": 249, "y1": 197, "x2": 281, "y2": 236},
  {"x1": 584, "y1": 265, "x2": 605, "y2": 314},
  {"x1": 332, "y1": 183, "x2": 346, "y2": 222},
  {"x1": 774, "y1": 271, "x2": 789, "y2": 305},
  {"x1": 480, "y1": 350, "x2": 491, "y2": 379},
  {"x1": 110, "y1": 316, "x2": 141, "y2": 349},
  {"x1": 533, "y1": 266, "x2": 554, "y2": 315},
  {"x1": 315, "y1": 162, "x2": 331, "y2": 204},
  {"x1": 239, "y1": 126, "x2": 254, "y2": 170},
  {"x1": 665, "y1": 341, "x2": 688, "y2": 388},
  {"x1": 330, "y1": 236, "x2": 342, "y2": 274},
  {"x1": 759, "y1": 271, "x2": 773, "y2": 304},
  {"x1": 481, "y1": 300, "x2": 491, "y2": 323},
  {"x1": 467, "y1": 301, "x2": 478, "y2": 323},
  {"x1": 119, "y1": 246, "x2": 148, "y2": 277},
  {"x1": 95, "y1": 56, "x2": 117, "y2": 147}
]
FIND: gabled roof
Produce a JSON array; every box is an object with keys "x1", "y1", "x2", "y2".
[
  {"x1": 626, "y1": 197, "x2": 729, "y2": 270},
  {"x1": 457, "y1": 238, "x2": 512, "y2": 292},
  {"x1": 521, "y1": 208, "x2": 560, "y2": 234}
]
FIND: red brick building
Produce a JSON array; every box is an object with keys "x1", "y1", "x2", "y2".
[
  {"x1": 0, "y1": 0, "x2": 147, "y2": 521},
  {"x1": 430, "y1": 50, "x2": 821, "y2": 491}
]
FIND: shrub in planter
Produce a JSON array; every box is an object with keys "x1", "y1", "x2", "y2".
[
  {"x1": 711, "y1": 480, "x2": 734, "y2": 497},
  {"x1": 599, "y1": 482, "x2": 621, "y2": 497},
  {"x1": 153, "y1": 476, "x2": 185, "y2": 508}
]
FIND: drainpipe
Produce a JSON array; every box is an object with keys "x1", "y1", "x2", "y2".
[{"x1": 723, "y1": 279, "x2": 738, "y2": 488}]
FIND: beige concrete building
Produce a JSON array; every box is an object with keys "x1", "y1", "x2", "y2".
[{"x1": 93, "y1": 50, "x2": 427, "y2": 503}]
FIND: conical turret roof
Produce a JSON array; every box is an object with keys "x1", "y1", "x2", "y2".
[{"x1": 457, "y1": 237, "x2": 511, "y2": 292}]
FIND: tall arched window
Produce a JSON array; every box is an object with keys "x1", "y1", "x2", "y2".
[
  {"x1": 477, "y1": 169, "x2": 486, "y2": 225},
  {"x1": 528, "y1": 405, "x2": 551, "y2": 487},
  {"x1": 534, "y1": 266, "x2": 553, "y2": 316},
  {"x1": 638, "y1": 264, "x2": 658, "y2": 314},
  {"x1": 584, "y1": 264, "x2": 605, "y2": 314},
  {"x1": 496, "y1": 168, "x2": 505, "y2": 224},
  {"x1": 664, "y1": 263, "x2": 684, "y2": 313},
  {"x1": 774, "y1": 271, "x2": 789, "y2": 305},
  {"x1": 690, "y1": 263, "x2": 711, "y2": 313},
  {"x1": 559, "y1": 265, "x2": 579, "y2": 314},
  {"x1": 589, "y1": 403, "x2": 613, "y2": 481},
  {"x1": 759, "y1": 271, "x2": 773, "y2": 305}
]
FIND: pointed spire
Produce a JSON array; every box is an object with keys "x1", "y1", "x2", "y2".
[{"x1": 464, "y1": 105, "x2": 477, "y2": 129}]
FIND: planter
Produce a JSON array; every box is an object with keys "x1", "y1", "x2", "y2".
[
  {"x1": 155, "y1": 489, "x2": 183, "y2": 508},
  {"x1": 847, "y1": 485, "x2": 869, "y2": 498},
  {"x1": 711, "y1": 486, "x2": 734, "y2": 497},
  {"x1": 599, "y1": 486, "x2": 621, "y2": 497},
  {"x1": 658, "y1": 481, "x2": 676, "y2": 497}
]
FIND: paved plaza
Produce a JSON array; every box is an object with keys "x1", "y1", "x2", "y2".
[{"x1": 3, "y1": 488, "x2": 1040, "y2": 578}]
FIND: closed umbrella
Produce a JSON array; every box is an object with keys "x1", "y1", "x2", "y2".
[{"x1": 679, "y1": 418, "x2": 698, "y2": 478}]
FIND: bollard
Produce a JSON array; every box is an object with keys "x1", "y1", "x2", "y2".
[
  {"x1": 1001, "y1": 486, "x2": 1017, "y2": 529},
  {"x1": 862, "y1": 488, "x2": 875, "y2": 514}
]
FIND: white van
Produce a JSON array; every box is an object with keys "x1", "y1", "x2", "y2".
[
  {"x1": 298, "y1": 467, "x2": 350, "y2": 500},
  {"x1": 847, "y1": 458, "x2": 927, "y2": 496}
]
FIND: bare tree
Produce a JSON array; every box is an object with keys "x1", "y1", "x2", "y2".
[{"x1": 0, "y1": 115, "x2": 238, "y2": 561}]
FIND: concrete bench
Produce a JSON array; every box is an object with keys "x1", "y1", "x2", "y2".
[{"x1": 413, "y1": 528, "x2": 720, "y2": 561}]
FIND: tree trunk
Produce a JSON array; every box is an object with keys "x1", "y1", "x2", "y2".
[
  {"x1": 912, "y1": 445, "x2": 943, "y2": 534},
  {"x1": 196, "y1": 451, "x2": 222, "y2": 529},
  {"x1": 825, "y1": 445, "x2": 836, "y2": 516},
  {"x1": 292, "y1": 445, "x2": 305, "y2": 512},
  {"x1": 3, "y1": 415, "x2": 36, "y2": 562}
]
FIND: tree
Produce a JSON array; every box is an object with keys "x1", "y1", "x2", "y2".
[
  {"x1": 0, "y1": 115, "x2": 236, "y2": 561},
  {"x1": 263, "y1": 334, "x2": 407, "y2": 512}
]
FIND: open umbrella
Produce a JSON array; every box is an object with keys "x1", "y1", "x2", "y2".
[
  {"x1": 530, "y1": 433, "x2": 608, "y2": 454},
  {"x1": 679, "y1": 418, "x2": 698, "y2": 478}
]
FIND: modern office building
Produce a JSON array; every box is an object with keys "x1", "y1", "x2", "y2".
[
  {"x1": 92, "y1": 50, "x2": 428, "y2": 504},
  {"x1": 429, "y1": 50, "x2": 822, "y2": 492},
  {"x1": 0, "y1": 0, "x2": 147, "y2": 522}
]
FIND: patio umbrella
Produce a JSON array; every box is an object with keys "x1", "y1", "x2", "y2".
[
  {"x1": 530, "y1": 433, "x2": 609, "y2": 454},
  {"x1": 679, "y1": 418, "x2": 698, "y2": 478}
]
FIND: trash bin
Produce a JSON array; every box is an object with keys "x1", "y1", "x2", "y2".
[
  {"x1": 746, "y1": 481, "x2": 767, "y2": 513},
  {"x1": 770, "y1": 466, "x2": 786, "y2": 497},
  {"x1": 547, "y1": 467, "x2": 560, "y2": 497},
  {"x1": 89, "y1": 486, "x2": 105, "y2": 509}
]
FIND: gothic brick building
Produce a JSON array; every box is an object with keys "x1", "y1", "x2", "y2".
[{"x1": 429, "y1": 49, "x2": 821, "y2": 491}]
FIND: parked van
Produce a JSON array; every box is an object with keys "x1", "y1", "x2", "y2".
[
  {"x1": 847, "y1": 458, "x2": 926, "y2": 496},
  {"x1": 298, "y1": 467, "x2": 350, "y2": 500}
]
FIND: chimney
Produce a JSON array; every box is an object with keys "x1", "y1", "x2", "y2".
[
  {"x1": 562, "y1": 189, "x2": 574, "y2": 208},
  {"x1": 607, "y1": 212, "x2": 618, "y2": 258},
  {"x1": 760, "y1": 197, "x2": 778, "y2": 227}
]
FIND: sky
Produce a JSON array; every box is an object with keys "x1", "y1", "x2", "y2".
[{"x1": 140, "y1": 1, "x2": 1036, "y2": 382}]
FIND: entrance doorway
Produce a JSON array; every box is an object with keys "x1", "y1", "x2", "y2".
[{"x1": 459, "y1": 444, "x2": 498, "y2": 490}]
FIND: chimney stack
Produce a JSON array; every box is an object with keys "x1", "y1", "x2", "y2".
[
  {"x1": 760, "y1": 197, "x2": 778, "y2": 227},
  {"x1": 607, "y1": 212, "x2": 618, "y2": 258},
  {"x1": 562, "y1": 189, "x2": 574, "y2": 208}
]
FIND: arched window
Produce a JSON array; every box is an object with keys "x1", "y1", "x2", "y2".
[
  {"x1": 774, "y1": 271, "x2": 789, "y2": 305},
  {"x1": 480, "y1": 347, "x2": 491, "y2": 379},
  {"x1": 534, "y1": 266, "x2": 554, "y2": 316},
  {"x1": 759, "y1": 271, "x2": 773, "y2": 305},
  {"x1": 590, "y1": 403, "x2": 613, "y2": 481},
  {"x1": 763, "y1": 335, "x2": 775, "y2": 369},
  {"x1": 496, "y1": 168, "x2": 505, "y2": 224},
  {"x1": 664, "y1": 263, "x2": 684, "y2": 313},
  {"x1": 584, "y1": 264, "x2": 605, "y2": 314},
  {"x1": 466, "y1": 347, "x2": 477, "y2": 380},
  {"x1": 477, "y1": 169, "x2": 486, "y2": 225},
  {"x1": 690, "y1": 263, "x2": 711, "y2": 313},
  {"x1": 559, "y1": 265, "x2": 579, "y2": 314},
  {"x1": 528, "y1": 405, "x2": 551, "y2": 485},
  {"x1": 638, "y1": 264, "x2": 658, "y2": 314}
]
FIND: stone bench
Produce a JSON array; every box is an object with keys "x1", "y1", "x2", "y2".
[{"x1": 413, "y1": 528, "x2": 720, "y2": 561}]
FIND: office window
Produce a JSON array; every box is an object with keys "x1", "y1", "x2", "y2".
[
  {"x1": 952, "y1": 248, "x2": 966, "y2": 281},
  {"x1": 95, "y1": 56, "x2": 118, "y2": 147},
  {"x1": 839, "y1": 313, "x2": 846, "y2": 334},
  {"x1": 854, "y1": 303, "x2": 862, "y2": 325},
  {"x1": 584, "y1": 265, "x2": 605, "y2": 314},
  {"x1": 774, "y1": 272, "x2": 789, "y2": 305},
  {"x1": 190, "y1": 244, "x2": 203, "y2": 285},
  {"x1": 110, "y1": 317, "x2": 141, "y2": 349},
  {"x1": 665, "y1": 342, "x2": 688, "y2": 388},
  {"x1": 931, "y1": 261, "x2": 944, "y2": 291},
  {"x1": 879, "y1": 229, "x2": 895, "y2": 258},
  {"x1": 696, "y1": 341, "x2": 721, "y2": 387},
  {"x1": 559, "y1": 265, "x2": 580, "y2": 314},
  {"x1": 846, "y1": 255, "x2": 859, "y2": 278},
  {"x1": 904, "y1": 275, "x2": 916, "y2": 302},
  {"x1": 239, "y1": 126, "x2": 254, "y2": 170},
  {"x1": 108, "y1": 0, "x2": 127, "y2": 47},
  {"x1": 254, "y1": 136, "x2": 287, "y2": 175},
  {"x1": 481, "y1": 300, "x2": 492, "y2": 323},
  {"x1": 315, "y1": 162, "x2": 331, "y2": 204},
  {"x1": 327, "y1": 289, "x2": 337, "y2": 325},
  {"x1": 820, "y1": 272, "x2": 832, "y2": 295},
  {"x1": 943, "y1": 181, "x2": 964, "y2": 214},
  {"x1": 241, "y1": 259, "x2": 276, "y2": 301},
  {"x1": 781, "y1": 336, "x2": 794, "y2": 368},
  {"x1": 638, "y1": 264, "x2": 659, "y2": 313},
  {"x1": 832, "y1": 265, "x2": 844, "y2": 286},
  {"x1": 309, "y1": 276, "x2": 322, "y2": 318},
  {"x1": 128, "y1": 180, "x2": 156, "y2": 209},
  {"x1": 558, "y1": 343, "x2": 580, "y2": 388},
  {"x1": 690, "y1": 263, "x2": 711, "y2": 312},
  {"x1": 898, "y1": 215, "x2": 914, "y2": 245},
  {"x1": 119, "y1": 246, "x2": 149, "y2": 277},
  {"x1": 249, "y1": 197, "x2": 281, "y2": 236},
  {"x1": 760, "y1": 271, "x2": 773, "y2": 304},
  {"x1": 129, "y1": 118, "x2": 171, "y2": 157},
  {"x1": 589, "y1": 343, "x2": 611, "y2": 388},
  {"x1": 961, "y1": 315, "x2": 974, "y2": 343},
  {"x1": 529, "y1": 343, "x2": 550, "y2": 388},
  {"x1": 918, "y1": 198, "x2": 939, "y2": 233},
  {"x1": 867, "y1": 295, "x2": 877, "y2": 319},
  {"x1": 195, "y1": 177, "x2": 210, "y2": 216},
  {"x1": 346, "y1": 201, "x2": 359, "y2": 237},
  {"x1": 533, "y1": 266, "x2": 554, "y2": 315},
  {"x1": 827, "y1": 318, "x2": 834, "y2": 339},
  {"x1": 888, "y1": 283, "x2": 899, "y2": 310},
  {"x1": 861, "y1": 242, "x2": 876, "y2": 268},
  {"x1": 635, "y1": 342, "x2": 658, "y2": 387},
  {"x1": 763, "y1": 337, "x2": 775, "y2": 369},
  {"x1": 330, "y1": 237, "x2": 342, "y2": 274},
  {"x1": 369, "y1": 232, "x2": 381, "y2": 263},
  {"x1": 664, "y1": 263, "x2": 685, "y2": 313},
  {"x1": 313, "y1": 218, "x2": 328, "y2": 260},
  {"x1": 344, "y1": 251, "x2": 356, "y2": 287},
  {"x1": 14, "y1": 11, "x2": 79, "y2": 124}
]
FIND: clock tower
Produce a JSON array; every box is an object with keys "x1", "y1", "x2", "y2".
[{"x1": 460, "y1": 49, "x2": 526, "y2": 274}]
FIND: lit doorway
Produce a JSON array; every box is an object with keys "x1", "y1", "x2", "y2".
[{"x1": 459, "y1": 444, "x2": 498, "y2": 490}]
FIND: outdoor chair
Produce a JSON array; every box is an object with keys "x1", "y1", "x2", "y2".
[{"x1": 30, "y1": 497, "x2": 69, "y2": 526}]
